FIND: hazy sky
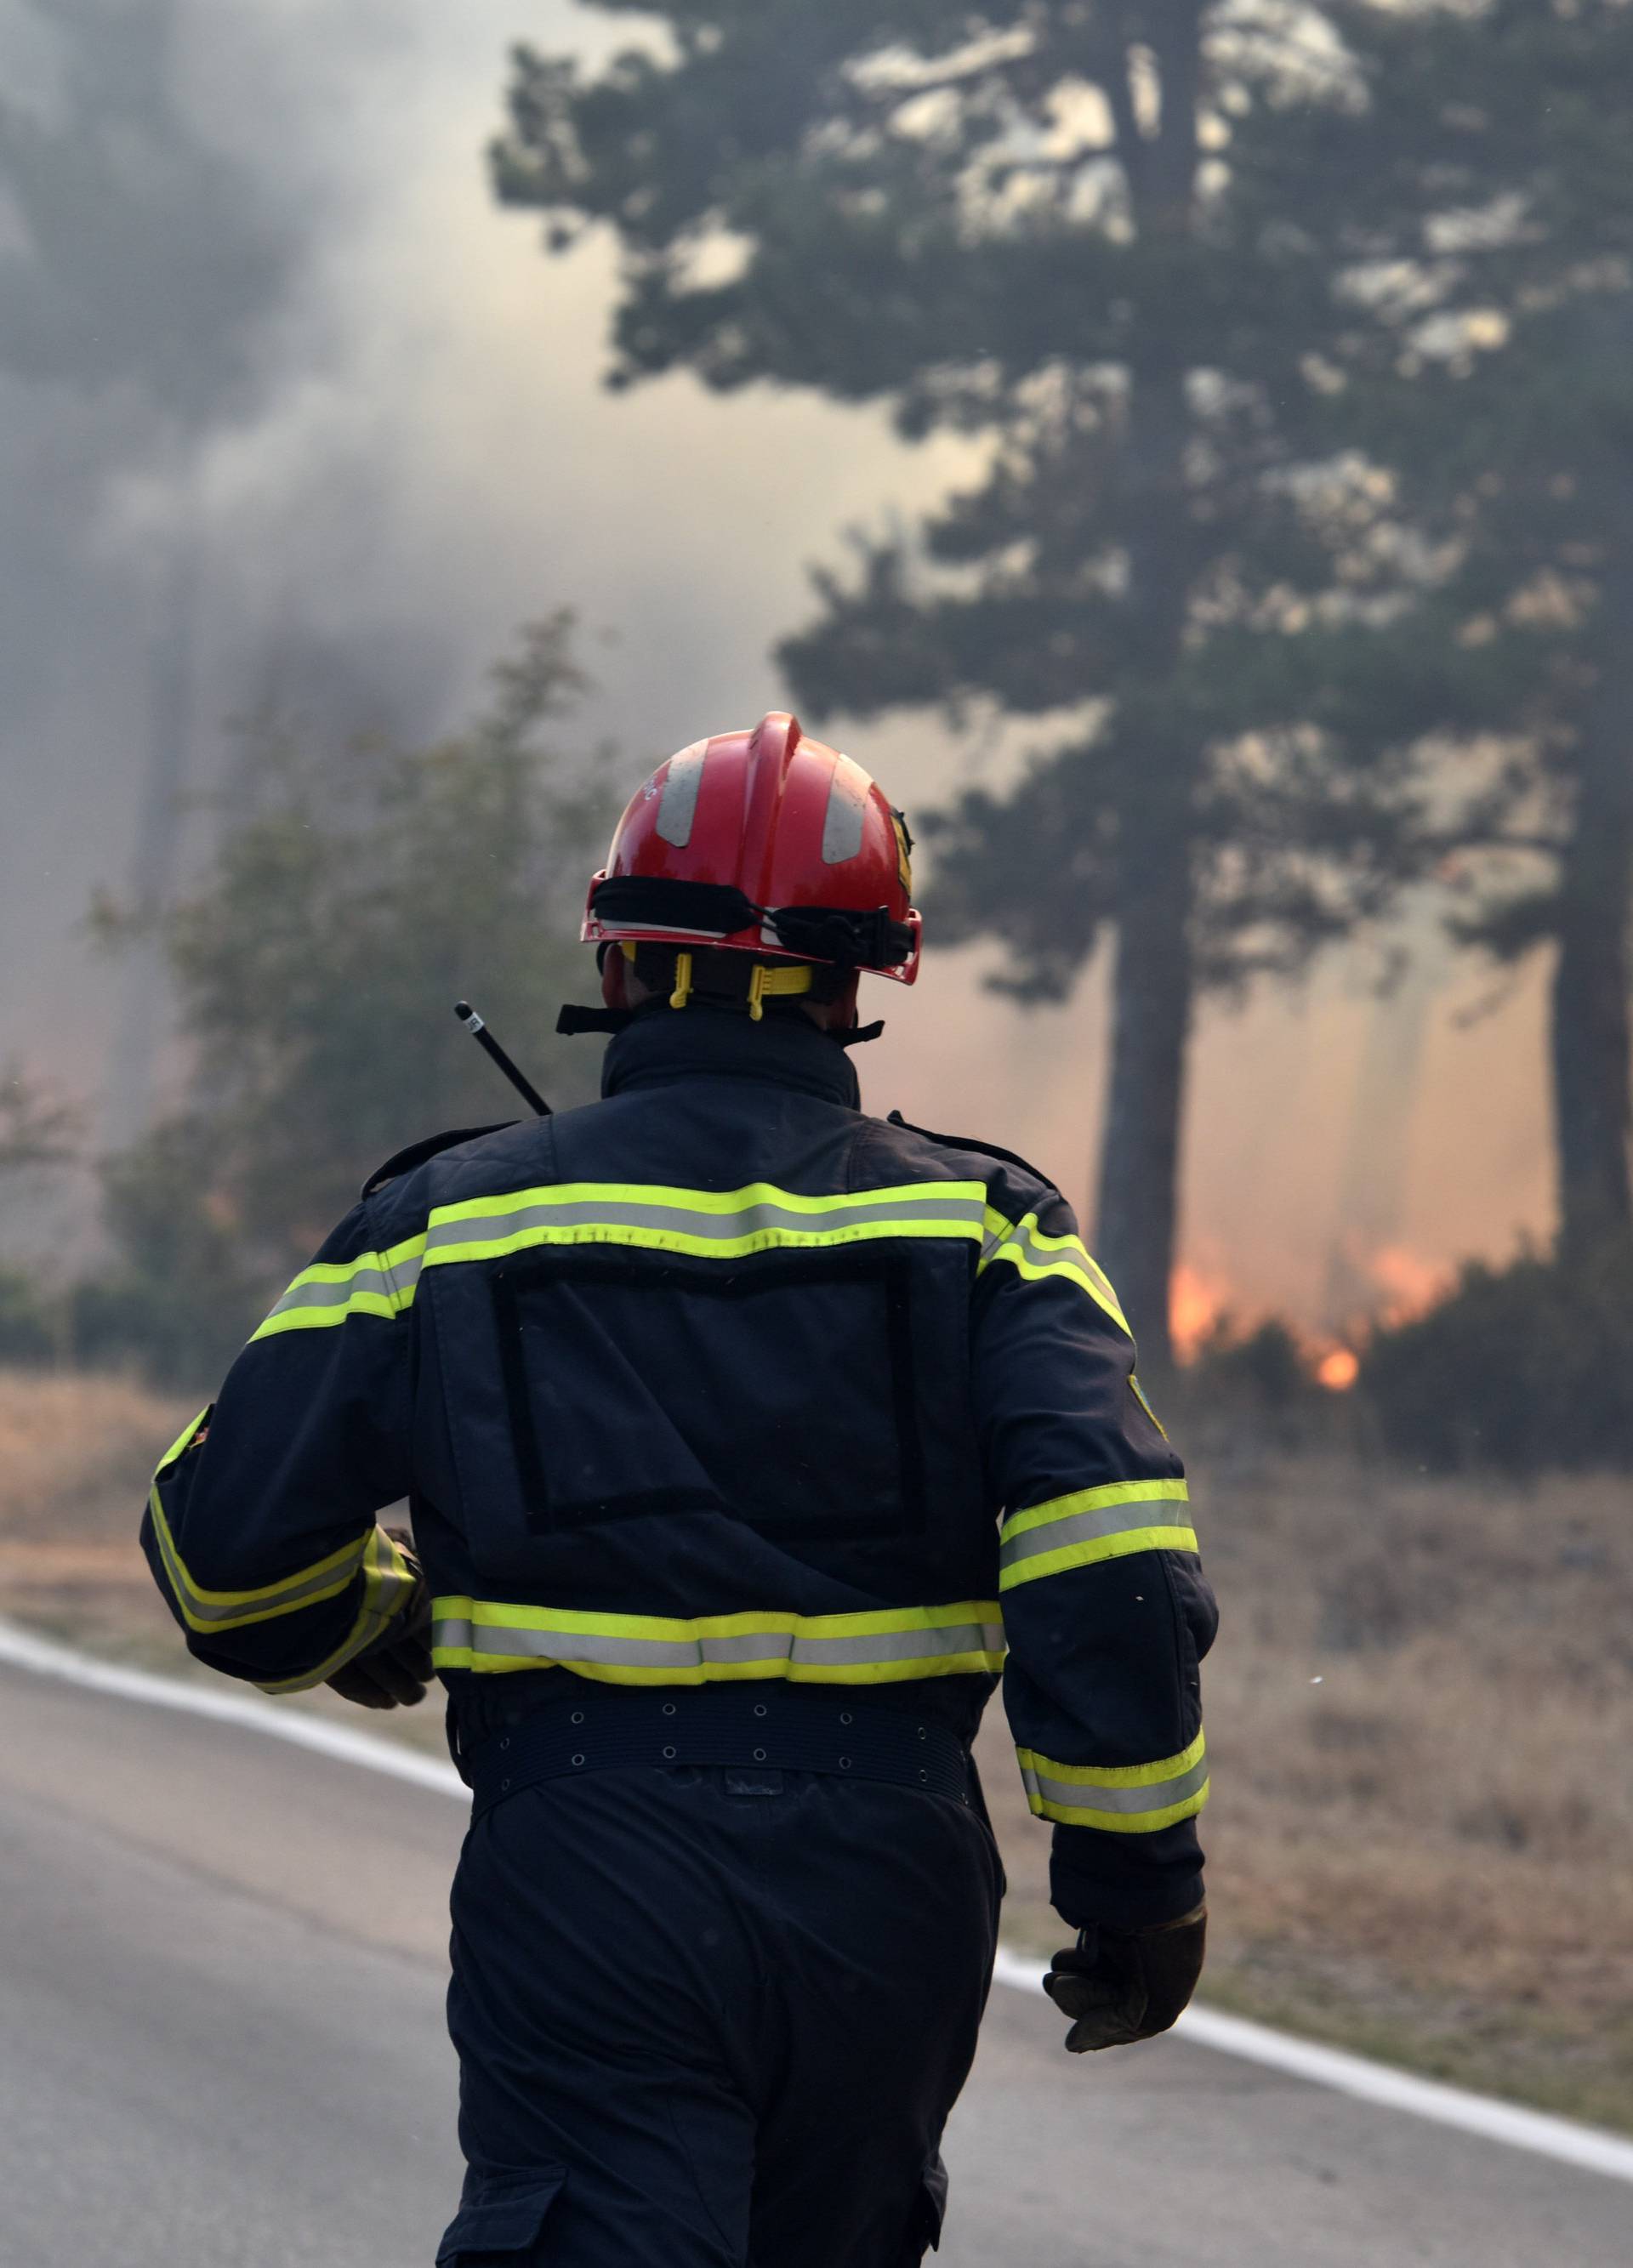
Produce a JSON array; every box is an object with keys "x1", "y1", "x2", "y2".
[{"x1": 0, "y1": 0, "x2": 1553, "y2": 1326}]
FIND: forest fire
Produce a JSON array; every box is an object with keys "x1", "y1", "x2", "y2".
[
  {"x1": 1169, "y1": 1263, "x2": 1230, "y2": 1363},
  {"x1": 1314, "y1": 1346, "x2": 1360, "y2": 1391},
  {"x1": 1363, "y1": 1242, "x2": 1454, "y2": 1327},
  {"x1": 1169, "y1": 1239, "x2": 1452, "y2": 1388}
]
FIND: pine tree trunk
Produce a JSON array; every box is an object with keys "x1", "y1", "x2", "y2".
[
  {"x1": 1094, "y1": 812, "x2": 1197, "y2": 1370},
  {"x1": 1551, "y1": 733, "x2": 1633, "y2": 1257},
  {"x1": 1084, "y1": 6, "x2": 1206, "y2": 1375}
]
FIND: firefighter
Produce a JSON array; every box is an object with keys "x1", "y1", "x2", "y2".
[{"x1": 141, "y1": 713, "x2": 1215, "y2": 2267}]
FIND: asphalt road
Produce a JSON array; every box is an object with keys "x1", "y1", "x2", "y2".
[{"x1": 1, "y1": 1659, "x2": 1628, "y2": 2268}]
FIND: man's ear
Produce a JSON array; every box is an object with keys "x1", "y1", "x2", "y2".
[{"x1": 600, "y1": 943, "x2": 631, "y2": 1011}]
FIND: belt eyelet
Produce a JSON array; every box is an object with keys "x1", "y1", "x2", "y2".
[
  {"x1": 500, "y1": 1776, "x2": 511, "y2": 1791},
  {"x1": 571, "y1": 1754, "x2": 585, "y2": 1768},
  {"x1": 754, "y1": 1704, "x2": 768, "y2": 1719},
  {"x1": 839, "y1": 1711, "x2": 853, "y2": 1726},
  {"x1": 663, "y1": 1702, "x2": 678, "y2": 1717},
  {"x1": 498, "y1": 1736, "x2": 511, "y2": 1752},
  {"x1": 570, "y1": 1711, "x2": 584, "y2": 1726},
  {"x1": 663, "y1": 1745, "x2": 677, "y2": 1760},
  {"x1": 839, "y1": 1756, "x2": 852, "y2": 1770},
  {"x1": 753, "y1": 1748, "x2": 767, "y2": 1763}
]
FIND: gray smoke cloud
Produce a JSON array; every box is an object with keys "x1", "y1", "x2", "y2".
[{"x1": 0, "y1": 0, "x2": 1551, "y2": 1314}]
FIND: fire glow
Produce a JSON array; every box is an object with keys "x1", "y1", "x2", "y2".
[{"x1": 1169, "y1": 1239, "x2": 1452, "y2": 1388}]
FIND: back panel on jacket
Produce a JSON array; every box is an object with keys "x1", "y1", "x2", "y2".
[{"x1": 141, "y1": 1003, "x2": 1216, "y2": 1927}]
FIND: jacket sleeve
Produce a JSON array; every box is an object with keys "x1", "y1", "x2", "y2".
[
  {"x1": 139, "y1": 1197, "x2": 419, "y2": 1693},
  {"x1": 971, "y1": 1173, "x2": 1217, "y2": 1931}
]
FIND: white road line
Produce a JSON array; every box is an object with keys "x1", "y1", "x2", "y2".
[
  {"x1": 5, "y1": 1616, "x2": 1631, "y2": 2186},
  {"x1": 992, "y1": 1949, "x2": 1633, "y2": 2184},
  {"x1": 0, "y1": 1617, "x2": 465, "y2": 1798}
]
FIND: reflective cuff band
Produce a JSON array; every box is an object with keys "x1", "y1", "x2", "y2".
[
  {"x1": 147, "y1": 1478, "x2": 370, "y2": 1636},
  {"x1": 977, "y1": 1209, "x2": 1130, "y2": 1336},
  {"x1": 431, "y1": 1597, "x2": 1006, "y2": 1685},
  {"x1": 999, "y1": 1479, "x2": 1195, "y2": 1591},
  {"x1": 419, "y1": 1178, "x2": 989, "y2": 1271},
  {"x1": 1017, "y1": 1731, "x2": 1209, "y2": 1833},
  {"x1": 259, "y1": 1526, "x2": 419, "y2": 1695}
]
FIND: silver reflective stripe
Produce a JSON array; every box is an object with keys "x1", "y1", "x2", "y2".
[
  {"x1": 821, "y1": 756, "x2": 869, "y2": 864},
  {"x1": 657, "y1": 742, "x2": 707, "y2": 846},
  {"x1": 424, "y1": 1190, "x2": 987, "y2": 1259},
  {"x1": 432, "y1": 1617, "x2": 1004, "y2": 1669},
  {"x1": 1021, "y1": 1756, "x2": 1210, "y2": 1816},
  {"x1": 160, "y1": 1549, "x2": 361, "y2": 1626},
  {"x1": 263, "y1": 1263, "x2": 399, "y2": 1321},
  {"x1": 999, "y1": 1504, "x2": 1193, "y2": 1575},
  {"x1": 789, "y1": 1621, "x2": 1002, "y2": 1664},
  {"x1": 1004, "y1": 1215, "x2": 1118, "y2": 1304}
]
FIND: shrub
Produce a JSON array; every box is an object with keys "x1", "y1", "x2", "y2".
[
  {"x1": 0, "y1": 1270, "x2": 60, "y2": 1366},
  {"x1": 1360, "y1": 1240, "x2": 1633, "y2": 1472}
]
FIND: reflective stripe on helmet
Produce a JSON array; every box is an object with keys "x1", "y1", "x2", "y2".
[
  {"x1": 431, "y1": 1597, "x2": 1006, "y2": 1683},
  {"x1": 998, "y1": 1479, "x2": 1196, "y2": 1591},
  {"x1": 586, "y1": 713, "x2": 923, "y2": 982},
  {"x1": 1017, "y1": 1732, "x2": 1209, "y2": 1832}
]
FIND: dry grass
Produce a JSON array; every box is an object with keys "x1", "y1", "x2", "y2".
[
  {"x1": 3, "y1": 1371, "x2": 1630, "y2": 2124},
  {"x1": 981, "y1": 1447, "x2": 1633, "y2": 2129}
]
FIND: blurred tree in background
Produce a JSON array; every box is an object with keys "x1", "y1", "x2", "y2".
[
  {"x1": 0, "y1": 1068, "x2": 83, "y2": 1365},
  {"x1": 492, "y1": 2, "x2": 1483, "y2": 1367},
  {"x1": 83, "y1": 617, "x2": 616, "y2": 1383},
  {"x1": 1243, "y1": 0, "x2": 1633, "y2": 1258}
]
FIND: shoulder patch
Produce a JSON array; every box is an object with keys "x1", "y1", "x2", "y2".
[
  {"x1": 884, "y1": 1109, "x2": 1059, "y2": 1191},
  {"x1": 361, "y1": 1123, "x2": 518, "y2": 1199}
]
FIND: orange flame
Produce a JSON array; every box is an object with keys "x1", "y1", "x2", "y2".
[
  {"x1": 1364, "y1": 1243, "x2": 1452, "y2": 1327},
  {"x1": 1170, "y1": 1263, "x2": 1230, "y2": 1363},
  {"x1": 1316, "y1": 1346, "x2": 1360, "y2": 1391}
]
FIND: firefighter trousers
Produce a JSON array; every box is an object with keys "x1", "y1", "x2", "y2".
[{"x1": 438, "y1": 1760, "x2": 1003, "y2": 2266}]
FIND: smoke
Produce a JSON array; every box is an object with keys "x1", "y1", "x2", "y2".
[{"x1": 0, "y1": 0, "x2": 1553, "y2": 1313}]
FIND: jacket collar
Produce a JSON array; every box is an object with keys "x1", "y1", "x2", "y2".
[{"x1": 601, "y1": 1001, "x2": 861, "y2": 1110}]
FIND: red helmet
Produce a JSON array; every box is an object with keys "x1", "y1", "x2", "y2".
[{"x1": 583, "y1": 713, "x2": 921, "y2": 984}]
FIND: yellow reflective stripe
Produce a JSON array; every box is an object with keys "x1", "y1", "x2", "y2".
[
  {"x1": 999, "y1": 1477, "x2": 1188, "y2": 1543},
  {"x1": 252, "y1": 1184, "x2": 990, "y2": 1337},
  {"x1": 430, "y1": 1179, "x2": 982, "y2": 1224},
  {"x1": 999, "y1": 1480, "x2": 1195, "y2": 1592},
  {"x1": 1017, "y1": 1731, "x2": 1209, "y2": 1832},
  {"x1": 146, "y1": 1479, "x2": 369, "y2": 1634},
  {"x1": 251, "y1": 1233, "x2": 426, "y2": 1340},
  {"x1": 1002, "y1": 1528, "x2": 1198, "y2": 1590},
  {"x1": 977, "y1": 1210, "x2": 1130, "y2": 1336},
  {"x1": 431, "y1": 1596, "x2": 1006, "y2": 1685},
  {"x1": 259, "y1": 1526, "x2": 419, "y2": 1695},
  {"x1": 419, "y1": 1179, "x2": 988, "y2": 1271},
  {"x1": 155, "y1": 1406, "x2": 210, "y2": 1478}
]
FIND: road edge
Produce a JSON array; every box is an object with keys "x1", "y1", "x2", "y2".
[{"x1": 5, "y1": 1616, "x2": 1630, "y2": 2187}]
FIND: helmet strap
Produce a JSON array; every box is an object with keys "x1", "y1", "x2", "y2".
[{"x1": 746, "y1": 962, "x2": 813, "y2": 1023}]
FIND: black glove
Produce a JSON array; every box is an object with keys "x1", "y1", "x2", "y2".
[
  {"x1": 325, "y1": 1527, "x2": 435, "y2": 1711},
  {"x1": 1044, "y1": 1902, "x2": 1206, "y2": 2054}
]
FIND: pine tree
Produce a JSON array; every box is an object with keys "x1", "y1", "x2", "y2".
[
  {"x1": 493, "y1": 3, "x2": 1458, "y2": 1365},
  {"x1": 1236, "y1": 0, "x2": 1633, "y2": 1252}
]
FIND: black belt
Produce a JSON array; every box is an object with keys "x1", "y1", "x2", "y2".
[{"x1": 462, "y1": 1684, "x2": 975, "y2": 1822}]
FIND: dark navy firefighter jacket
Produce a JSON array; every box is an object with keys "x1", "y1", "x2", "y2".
[{"x1": 141, "y1": 1005, "x2": 1217, "y2": 1929}]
